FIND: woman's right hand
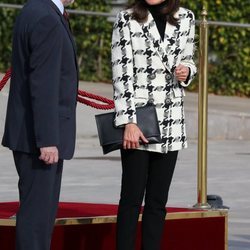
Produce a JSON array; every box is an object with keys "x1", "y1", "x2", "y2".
[{"x1": 123, "y1": 123, "x2": 149, "y2": 150}]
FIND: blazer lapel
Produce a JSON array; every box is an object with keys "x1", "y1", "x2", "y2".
[
  {"x1": 141, "y1": 11, "x2": 181, "y2": 73},
  {"x1": 141, "y1": 13, "x2": 172, "y2": 72},
  {"x1": 162, "y1": 12, "x2": 181, "y2": 72},
  {"x1": 142, "y1": 12, "x2": 162, "y2": 45}
]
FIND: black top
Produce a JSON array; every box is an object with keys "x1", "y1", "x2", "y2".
[{"x1": 145, "y1": 1, "x2": 168, "y2": 41}]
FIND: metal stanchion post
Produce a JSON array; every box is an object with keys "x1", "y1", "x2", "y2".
[{"x1": 194, "y1": 7, "x2": 211, "y2": 209}]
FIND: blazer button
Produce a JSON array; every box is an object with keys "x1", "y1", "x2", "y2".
[
  {"x1": 148, "y1": 98, "x2": 154, "y2": 104},
  {"x1": 165, "y1": 98, "x2": 171, "y2": 105},
  {"x1": 148, "y1": 73, "x2": 156, "y2": 80},
  {"x1": 165, "y1": 74, "x2": 172, "y2": 81}
]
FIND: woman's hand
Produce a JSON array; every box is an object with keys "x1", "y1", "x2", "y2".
[
  {"x1": 175, "y1": 64, "x2": 189, "y2": 82},
  {"x1": 123, "y1": 123, "x2": 148, "y2": 150}
]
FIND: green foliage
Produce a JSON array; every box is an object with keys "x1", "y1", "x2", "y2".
[
  {"x1": 70, "y1": 0, "x2": 112, "y2": 82},
  {"x1": 0, "y1": 0, "x2": 250, "y2": 96},
  {"x1": 182, "y1": 0, "x2": 250, "y2": 96},
  {"x1": 0, "y1": 8, "x2": 18, "y2": 70}
]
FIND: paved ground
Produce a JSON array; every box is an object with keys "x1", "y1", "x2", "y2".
[{"x1": 0, "y1": 79, "x2": 250, "y2": 249}]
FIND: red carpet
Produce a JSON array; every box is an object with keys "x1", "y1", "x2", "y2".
[
  {"x1": 0, "y1": 202, "x2": 199, "y2": 219},
  {"x1": 0, "y1": 202, "x2": 228, "y2": 250}
]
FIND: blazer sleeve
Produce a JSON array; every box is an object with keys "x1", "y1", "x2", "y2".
[
  {"x1": 29, "y1": 15, "x2": 63, "y2": 148},
  {"x1": 179, "y1": 11, "x2": 197, "y2": 87},
  {"x1": 111, "y1": 11, "x2": 137, "y2": 127}
]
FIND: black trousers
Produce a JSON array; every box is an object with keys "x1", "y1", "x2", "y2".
[
  {"x1": 116, "y1": 149, "x2": 178, "y2": 250},
  {"x1": 13, "y1": 151, "x2": 63, "y2": 250}
]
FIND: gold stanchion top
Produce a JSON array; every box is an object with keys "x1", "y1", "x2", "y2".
[
  {"x1": 201, "y1": 7, "x2": 208, "y2": 19},
  {"x1": 200, "y1": 7, "x2": 208, "y2": 25}
]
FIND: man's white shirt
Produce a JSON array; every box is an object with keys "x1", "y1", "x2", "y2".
[{"x1": 51, "y1": 0, "x2": 64, "y2": 14}]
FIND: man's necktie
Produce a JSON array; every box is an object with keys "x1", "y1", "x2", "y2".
[
  {"x1": 63, "y1": 10, "x2": 69, "y2": 21},
  {"x1": 63, "y1": 10, "x2": 71, "y2": 31}
]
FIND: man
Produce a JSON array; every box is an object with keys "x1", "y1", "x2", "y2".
[{"x1": 2, "y1": 0, "x2": 78, "y2": 248}]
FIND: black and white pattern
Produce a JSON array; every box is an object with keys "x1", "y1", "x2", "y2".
[{"x1": 111, "y1": 7, "x2": 197, "y2": 153}]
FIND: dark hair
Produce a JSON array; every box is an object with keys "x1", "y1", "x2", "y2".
[{"x1": 128, "y1": 0, "x2": 180, "y2": 26}]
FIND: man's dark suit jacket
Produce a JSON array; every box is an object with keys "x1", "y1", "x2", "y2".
[{"x1": 2, "y1": 0, "x2": 78, "y2": 160}]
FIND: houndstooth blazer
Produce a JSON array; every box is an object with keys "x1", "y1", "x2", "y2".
[{"x1": 111, "y1": 7, "x2": 197, "y2": 154}]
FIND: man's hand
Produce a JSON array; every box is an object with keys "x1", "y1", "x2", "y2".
[
  {"x1": 123, "y1": 124, "x2": 148, "y2": 150},
  {"x1": 39, "y1": 146, "x2": 59, "y2": 165},
  {"x1": 175, "y1": 64, "x2": 189, "y2": 82}
]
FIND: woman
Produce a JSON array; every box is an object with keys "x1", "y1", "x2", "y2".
[{"x1": 111, "y1": 0, "x2": 196, "y2": 249}]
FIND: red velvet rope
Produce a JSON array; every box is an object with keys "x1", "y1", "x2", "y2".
[
  {"x1": 0, "y1": 69, "x2": 114, "y2": 110},
  {"x1": 0, "y1": 68, "x2": 11, "y2": 92}
]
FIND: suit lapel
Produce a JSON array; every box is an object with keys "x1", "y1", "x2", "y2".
[
  {"x1": 141, "y1": 11, "x2": 181, "y2": 73},
  {"x1": 60, "y1": 15, "x2": 79, "y2": 81},
  {"x1": 60, "y1": 15, "x2": 77, "y2": 54},
  {"x1": 47, "y1": 0, "x2": 79, "y2": 80}
]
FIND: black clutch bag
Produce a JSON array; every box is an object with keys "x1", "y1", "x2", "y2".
[{"x1": 95, "y1": 104, "x2": 161, "y2": 154}]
